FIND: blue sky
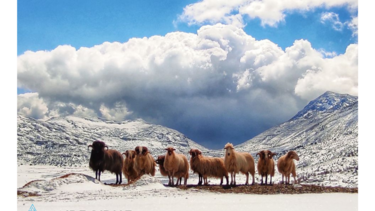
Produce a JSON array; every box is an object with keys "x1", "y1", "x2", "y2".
[
  {"x1": 18, "y1": 0, "x2": 357, "y2": 58},
  {"x1": 16, "y1": 0, "x2": 360, "y2": 148},
  {"x1": 18, "y1": 0, "x2": 198, "y2": 56}
]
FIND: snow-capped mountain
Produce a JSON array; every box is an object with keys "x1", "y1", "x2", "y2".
[
  {"x1": 17, "y1": 91, "x2": 358, "y2": 187},
  {"x1": 234, "y1": 91, "x2": 358, "y2": 187},
  {"x1": 17, "y1": 115, "x2": 207, "y2": 166}
]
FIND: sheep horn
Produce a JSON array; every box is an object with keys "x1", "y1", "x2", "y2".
[
  {"x1": 88, "y1": 145, "x2": 92, "y2": 150},
  {"x1": 104, "y1": 145, "x2": 109, "y2": 150}
]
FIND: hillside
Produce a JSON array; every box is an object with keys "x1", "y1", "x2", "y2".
[{"x1": 17, "y1": 115, "x2": 207, "y2": 166}]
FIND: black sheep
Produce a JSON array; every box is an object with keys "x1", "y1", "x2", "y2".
[{"x1": 88, "y1": 140, "x2": 123, "y2": 184}]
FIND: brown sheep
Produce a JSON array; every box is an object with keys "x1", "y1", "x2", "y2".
[
  {"x1": 189, "y1": 149, "x2": 229, "y2": 186},
  {"x1": 155, "y1": 155, "x2": 183, "y2": 185},
  {"x1": 256, "y1": 150, "x2": 276, "y2": 185},
  {"x1": 88, "y1": 140, "x2": 123, "y2": 184},
  {"x1": 122, "y1": 150, "x2": 139, "y2": 183},
  {"x1": 134, "y1": 146, "x2": 156, "y2": 176},
  {"x1": 224, "y1": 143, "x2": 255, "y2": 185},
  {"x1": 277, "y1": 151, "x2": 300, "y2": 184},
  {"x1": 163, "y1": 147, "x2": 189, "y2": 186}
]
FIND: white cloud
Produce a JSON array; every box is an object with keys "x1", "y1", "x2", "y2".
[
  {"x1": 347, "y1": 16, "x2": 358, "y2": 36},
  {"x1": 17, "y1": 93, "x2": 49, "y2": 119},
  {"x1": 17, "y1": 24, "x2": 358, "y2": 147},
  {"x1": 295, "y1": 44, "x2": 358, "y2": 100},
  {"x1": 321, "y1": 12, "x2": 344, "y2": 31},
  {"x1": 178, "y1": 0, "x2": 358, "y2": 27},
  {"x1": 100, "y1": 102, "x2": 132, "y2": 122}
]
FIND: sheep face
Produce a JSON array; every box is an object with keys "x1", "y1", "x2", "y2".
[
  {"x1": 165, "y1": 147, "x2": 176, "y2": 156},
  {"x1": 257, "y1": 150, "x2": 275, "y2": 160},
  {"x1": 123, "y1": 150, "x2": 136, "y2": 159},
  {"x1": 155, "y1": 155, "x2": 165, "y2": 165},
  {"x1": 224, "y1": 143, "x2": 234, "y2": 156},
  {"x1": 287, "y1": 151, "x2": 299, "y2": 161},
  {"x1": 88, "y1": 140, "x2": 108, "y2": 157},
  {"x1": 135, "y1": 146, "x2": 149, "y2": 156},
  {"x1": 189, "y1": 149, "x2": 202, "y2": 159}
]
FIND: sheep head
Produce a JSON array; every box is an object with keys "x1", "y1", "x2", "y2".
[
  {"x1": 155, "y1": 155, "x2": 165, "y2": 164},
  {"x1": 224, "y1": 143, "x2": 234, "y2": 156},
  {"x1": 189, "y1": 149, "x2": 202, "y2": 159},
  {"x1": 267, "y1": 150, "x2": 276, "y2": 159},
  {"x1": 165, "y1": 147, "x2": 176, "y2": 156},
  {"x1": 89, "y1": 140, "x2": 108, "y2": 153},
  {"x1": 287, "y1": 151, "x2": 299, "y2": 161},
  {"x1": 257, "y1": 150, "x2": 275, "y2": 160},
  {"x1": 123, "y1": 150, "x2": 136, "y2": 159},
  {"x1": 135, "y1": 146, "x2": 149, "y2": 156},
  {"x1": 256, "y1": 150, "x2": 266, "y2": 159}
]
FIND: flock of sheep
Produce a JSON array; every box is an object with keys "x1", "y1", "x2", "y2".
[{"x1": 88, "y1": 140, "x2": 300, "y2": 186}]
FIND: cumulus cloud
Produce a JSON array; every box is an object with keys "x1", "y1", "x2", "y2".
[
  {"x1": 100, "y1": 102, "x2": 132, "y2": 122},
  {"x1": 17, "y1": 93, "x2": 49, "y2": 119},
  {"x1": 178, "y1": 0, "x2": 358, "y2": 27},
  {"x1": 295, "y1": 44, "x2": 358, "y2": 100},
  {"x1": 17, "y1": 24, "x2": 358, "y2": 148}
]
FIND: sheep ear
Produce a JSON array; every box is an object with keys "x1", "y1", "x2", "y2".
[
  {"x1": 256, "y1": 153, "x2": 260, "y2": 157},
  {"x1": 173, "y1": 148, "x2": 176, "y2": 151},
  {"x1": 287, "y1": 151, "x2": 293, "y2": 158}
]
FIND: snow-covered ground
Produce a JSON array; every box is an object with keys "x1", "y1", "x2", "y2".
[{"x1": 17, "y1": 165, "x2": 358, "y2": 211}]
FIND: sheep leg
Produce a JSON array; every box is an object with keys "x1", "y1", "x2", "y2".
[
  {"x1": 265, "y1": 175, "x2": 268, "y2": 185},
  {"x1": 198, "y1": 174, "x2": 203, "y2": 185},
  {"x1": 281, "y1": 174, "x2": 284, "y2": 184},
  {"x1": 260, "y1": 175, "x2": 263, "y2": 185},
  {"x1": 270, "y1": 176, "x2": 272, "y2": 185},
  {"x1": 251, "y1": 173, "x2": 255, "y2": 185},
  {"x1": 220, "y1": 177, "x2": 223, "y2": 185},
  {"x1": 167, "y1": 175, "x2": 171, "y2": 186},
  {"x1": 119, "y1": 173, "x2": 122, "y2": 184},
  {"x1": 233, "y1": 173, "x2": 236, "y2": 186},
  {"x1": 225, "y1": 175, "x2": 229, "y2": 186},
  {"x1": 245, "y1": 172, "x2": 249, "y2": 185},
  {"x1": 98, "y1": 171, "x2": 102, "y2": 181}
]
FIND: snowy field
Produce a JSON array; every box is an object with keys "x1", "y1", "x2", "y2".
[{"x1": 17, "y1": 165, "x2": 358, "y2": 211}]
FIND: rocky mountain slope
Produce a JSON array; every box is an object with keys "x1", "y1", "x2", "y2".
[
  {"x1": 233, "y1": 91, "x2": 358, "y2": 187},
  {"x1": 17, "y1": 115, "x2": 207, "y2": 166}
]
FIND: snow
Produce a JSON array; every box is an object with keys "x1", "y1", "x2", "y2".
[{"x1": 17, "y1": 165, "x2": 357, "y2": 211}]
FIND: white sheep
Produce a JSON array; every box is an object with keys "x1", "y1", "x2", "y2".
[
  {"x1": 224, "y1": 143, "x2": 255, "y2": 185},
  {"x1": 163, "y1": 147, "x2": 189, "y2": 186},
  {"x1": 277, "y1": 151, "x2": 299, "y2": 184}
]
